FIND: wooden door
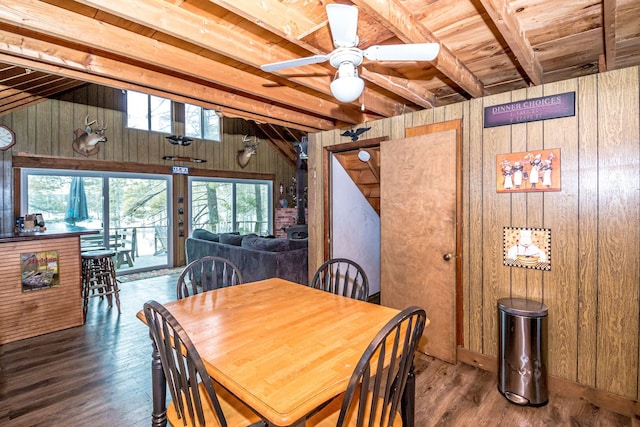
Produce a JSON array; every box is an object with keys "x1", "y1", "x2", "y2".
[{"x1": 381, "y1": 122, "x2": 460, "y2": 364}]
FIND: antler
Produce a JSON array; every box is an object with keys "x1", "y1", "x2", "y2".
[{"x1": 84, "y1": 114, "x2": 97, "y2": 127}]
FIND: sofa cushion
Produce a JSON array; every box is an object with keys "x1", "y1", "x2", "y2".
[
  {"x1": 242, "y1": 235, "x2": 292, "y2": 252},
  {"x1": 219, "y1": 232, "x2": 244, "y2": 246},
  {"x1": 192, "y1": 229, "x2": 219, "y2": 242},
  {"x1": 287, "y1": 238, "x2": 308, "y2": 250}
]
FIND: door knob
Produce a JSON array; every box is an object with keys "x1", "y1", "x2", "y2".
[{"x1": 443, "y1": 253, "x2": 453, "y2": 261}]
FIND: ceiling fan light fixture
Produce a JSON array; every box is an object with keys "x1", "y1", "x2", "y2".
[{"x1": 330, "y1": 62, "x2": 364, "y2": 103}]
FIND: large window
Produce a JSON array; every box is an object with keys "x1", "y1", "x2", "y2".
[
  {"x1": 22, "y1": 169, "x2": 172, "y2": 273},
  {"x1": 185, "y1": 103, "x2": 221, "y2": 141},
  {"x1": 190, "y1": 178, "x2": 272, "y2": 235},
  {"x1": 126, "y1": 90, "x2": 172, "y2": 133}
]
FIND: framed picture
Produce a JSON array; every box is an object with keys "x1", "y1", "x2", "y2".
[
  {"x1": 503, "y1": 227, "x2": 551, "y2": 271},
  {"x1": 21, "y1": 251, "x2": 60, "y2": 292},
  {"x1": 497, "y1": 148, "x2": 560, "y2": 192}
]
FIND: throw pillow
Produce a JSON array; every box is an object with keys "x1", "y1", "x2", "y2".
[
  {"x1": 192, "y1": 229, "x2": 219, "y2": 242},
  {"x1": 242, "y1": 235, "x2": 291, "y2": 252},
  {"x1": 219, "y1": 232, "x2": 244, "y2": 246}
]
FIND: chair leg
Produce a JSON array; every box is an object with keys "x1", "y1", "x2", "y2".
[
  {"x1": 106, "y1": 256, "x2": 121, "y2": 314},
  {"x1": 401, "y1": 362, "x2": 416, "y2": 427}
]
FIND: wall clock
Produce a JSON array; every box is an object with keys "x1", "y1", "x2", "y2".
[{"x1": 0, "y1": 125, "x2": 16, "y2": 151}]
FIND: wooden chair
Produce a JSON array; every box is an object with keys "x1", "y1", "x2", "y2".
[
  {"x1": 307, "y1": 306, "x2": 427, "y2": 427},
  {"x1": 310, "y1": 258, "x2": 369, "y2": 301},
  {"x1": 177, "y1": 256, "x2": 244, "y2": 300},
  {"x1": 143, "y1": 300, "x2": 264, "y2": 427},
  {"x1": 113, "y1": 228, "x2": 136, "y2": 269}
]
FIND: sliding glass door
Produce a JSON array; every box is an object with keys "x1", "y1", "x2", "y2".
[
  {"x1": 23, "y1": 169, "x2": 171, "y2": 274},
  {"x1": 189, "y1": 177, "x2": 272, "y2": 235}
]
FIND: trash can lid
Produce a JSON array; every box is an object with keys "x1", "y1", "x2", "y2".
[{"x1": 498, "y1": 297, "x2": 548, "y2": 317}]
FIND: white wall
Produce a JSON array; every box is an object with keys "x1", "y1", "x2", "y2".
[{"x1": 331, "y1": 156, "x2": 380, "y2": 296}]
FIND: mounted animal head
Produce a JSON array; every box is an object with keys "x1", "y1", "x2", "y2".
[
  {"x1": 237, "y1": 135, "x2": 259, "y2": 168},
  {"x1": 73, "y1": 114, "x2": 108, "y2": 156}
]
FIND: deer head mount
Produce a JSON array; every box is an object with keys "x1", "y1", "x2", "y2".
[
  {"x1": 237, "y1": 135, "x2": 259, "y2": 168},
  {"x1": 72, "y1": 114, "x2": 107, "y2": 156}
]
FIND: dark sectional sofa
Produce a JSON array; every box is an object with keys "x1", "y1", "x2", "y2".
[{"x1": 185, "y1": 229, "x2": 309, "y2": 285}]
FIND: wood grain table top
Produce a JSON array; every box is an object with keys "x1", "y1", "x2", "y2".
[{"x1": 138, "y1": 278, "x2": 401, "y2": 426}]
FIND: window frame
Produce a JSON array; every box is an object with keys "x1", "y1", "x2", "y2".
[
  {"x1": 126, "y1": 90, "x2": 173, "y2": 134},
  {"x1": 184, "y1": 103, "x2": 222, "y2": 142},
  {"x1": 188, "y1": 176, "x2": 273, "y2": 235}
]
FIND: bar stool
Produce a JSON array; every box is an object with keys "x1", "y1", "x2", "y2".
[{"x1": 81, "y1": 249, "x2": 121, "y2": 322}]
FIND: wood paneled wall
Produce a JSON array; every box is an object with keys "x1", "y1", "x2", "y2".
[
  {"x1": 0, "y1": 84, "x2": 297, "y2": 247},
  {"x1": 308, "y1": 66, "x2": 640, "y2": 402}
]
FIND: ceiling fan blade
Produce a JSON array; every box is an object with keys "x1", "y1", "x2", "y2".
[
  {"x1": 363, "y1": 43, "x2": 440, "y2": 61},
  {"x1": 326, "y1": 4, "x2": 359, "y2": 48},
  {"x1": 260, "y1": 55, "x2": 329, "y2": 72}
]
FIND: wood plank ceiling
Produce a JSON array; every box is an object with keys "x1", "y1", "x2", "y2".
[{"x1": 0, "y1": 0, "x2": 639, "y2": 165}]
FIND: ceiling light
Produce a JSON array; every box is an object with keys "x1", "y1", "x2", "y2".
[
  {"x1": 358, "y1": 150, "x2": 371, "y2": 162},
  {"x1": 330, "y1": 62, "x2": 364, "y2": 103}
]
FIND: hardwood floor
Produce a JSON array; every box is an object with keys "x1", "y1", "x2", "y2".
[{"x1": 1, "y1": 274, "x2": 637, "y2": 426}]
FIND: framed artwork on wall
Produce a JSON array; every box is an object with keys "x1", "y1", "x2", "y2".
[
  {"x1": 503, "y1": 227, "x2": 551, "y2": 271},
  {"x1": 496, "y1": 148, "x2": 561, "y2": 192}
]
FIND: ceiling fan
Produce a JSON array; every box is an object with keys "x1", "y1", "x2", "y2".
[{"x1": 260, "y1": 4, "x2": 440, "y2": 103}]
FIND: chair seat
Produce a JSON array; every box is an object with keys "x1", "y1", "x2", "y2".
[
  {"x1": 306, "y1": 388, "x2": 403, "y2": 427},
  {"x1": 167, "y1": 382, "x2": 262, "y2": 427}
]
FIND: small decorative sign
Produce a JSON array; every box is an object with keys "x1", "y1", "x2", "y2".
[
  {"x1": 21, "y1": 251, "x2": 59, "y2": 291},
  {"x1": 172, "y1": 165, "x2": 189, "y2": 175},
  {"x1": 497, "y1": 148, "x2": 561, "y2": 192},
  {"x1": 503, "y1": 227, "x2": 551, "y2": 271},
  {"x1": 484, "y1": 92, "x2": 575, "y2": 128}
]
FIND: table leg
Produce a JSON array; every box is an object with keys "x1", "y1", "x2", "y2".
[
  {"x1": 150, "y1": 337, "x2": 167, "y2": 427},
  {"x1": 401, "y1": 362, "x2": 416, "y2": 427}
]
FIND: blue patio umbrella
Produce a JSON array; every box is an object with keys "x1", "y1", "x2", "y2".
[{"x1": 65, "y1": 177, "x2": 89, "y2": 224}]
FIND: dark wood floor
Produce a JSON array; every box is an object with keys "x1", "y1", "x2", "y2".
[{"x1": 1, "y1": 274, "x2": 638, "y2": 426}]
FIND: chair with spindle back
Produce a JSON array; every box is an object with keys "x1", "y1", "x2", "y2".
[
  {"x1": 177, "y1": 255, "x2": 244, "y2": 300},
  {"x1": 307, "y1": 306, "x2": 427, "y2": 427},
  {"x1": 143, "y1": 300, "x2": 264, "y2": 427},
  {"x1": 310, "y1": 258, "x2": 369, "y2": 301}
]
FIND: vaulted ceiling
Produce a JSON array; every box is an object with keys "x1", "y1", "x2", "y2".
[{"x1": 0, "y1": 0, "x2": 639, "y2": 138}]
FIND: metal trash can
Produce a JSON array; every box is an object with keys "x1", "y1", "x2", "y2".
[{"x1": 498, "y1": 297, "x2": 548, "y2": 406}]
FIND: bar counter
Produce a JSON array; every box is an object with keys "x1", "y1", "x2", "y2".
[{"x1": 0, "y1": 224, "x2": 99, "y2": 344}]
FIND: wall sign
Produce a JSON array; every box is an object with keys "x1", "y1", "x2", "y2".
[
  {"x1": 484, "y1": 92, "x2": 575, "y2": 128},
  {"x1": 171, "y1": 165, "x2": 189, "y2": 175},
  {"x1": 21, "y1": 251, "x2": 59, "y2": 291},
  {"x1": 497, "y1": 148, "x2": 561, "y2": 193},
  {"x1": 503, "y1": 227, "x2": 551, "y2": 271}
]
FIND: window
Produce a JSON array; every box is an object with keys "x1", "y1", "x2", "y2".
[
  {"x1": 126, "y1": 90, "x2": 172, "y2": 133},
  {"x1": 189, "y1": 177, "x2": 272, "y2": 235},
  {"x1": 185, "y1": 103, "x2": 221, "y2": 141}
]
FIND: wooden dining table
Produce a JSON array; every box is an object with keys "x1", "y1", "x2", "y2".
[{"x1": 137, "y1": 278, "x2": 420, "y2": 426}]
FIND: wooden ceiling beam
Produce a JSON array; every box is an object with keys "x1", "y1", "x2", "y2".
[
  {"x1": 73, "y1": 0, "x2": 405, "y2": 119},
  {"x1": 0, "y1": 79, "x2": 83, "y2": 115},
  {"x1": 249, "y1": 121, "x2": 297, "y2": 166},
  {"x1": 0, "y1": 49, "x2": 327, "y2": 132},
  {"x1": 352, "y1": 0, "x2": 485, "y2": 98},
  {"x1": 0, "y1": 0, "x2": 363, "y2": 126},
  {"x1": 602, "y1": 0, "x2": 618, "y2": 70},
  {"x1": 210, "y1": 0, "x2": 435, "y2": 111},
  {"x1": 478, "y1": 0, "x2": 544, "y2": 85},
  {"x1": 360, "y1": 67, "x2": 436, "y2": 109}
]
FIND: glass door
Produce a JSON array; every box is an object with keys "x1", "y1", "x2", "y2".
[
  {"x1": 108, "y1": 176, "x2": 170, "y2": 273},
  {"x1": 23, "y1": 169, "x2": 171, "y2": 274}
]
